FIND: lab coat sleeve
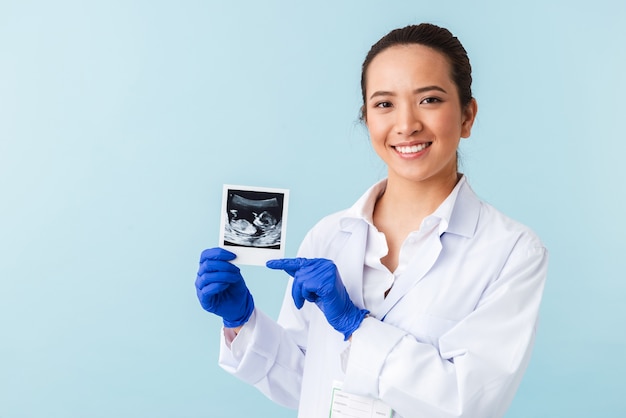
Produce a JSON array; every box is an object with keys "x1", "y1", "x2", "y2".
[
  {"x1": 216, "y1": 225, "x2": 323, "y2": 410},
  {"x1": 344, "y1": 242, "x2": 548, "y2": 418},
  {"x1": 217, "y1": 308, "x2": 305, "y2": 409}
]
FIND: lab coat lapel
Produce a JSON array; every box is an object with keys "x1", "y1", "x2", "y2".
[
  {"x1": 377, "y1": 232, "x2": 443, "y2": 319},
  {"x1": 329, "y1": 219, "x2": 368, "y2": 309}
]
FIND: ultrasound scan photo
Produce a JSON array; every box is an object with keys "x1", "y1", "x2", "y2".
[{"x1": 223, "y1": 189, "x2": 285, "y2": 249}]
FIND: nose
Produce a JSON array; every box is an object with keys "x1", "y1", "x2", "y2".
[{"x1": 395, "y1": 104, "x2": 422, "y2": 137}]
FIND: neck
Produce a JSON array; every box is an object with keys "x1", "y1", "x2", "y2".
[{"x1": 375, "y1": 172, "x2": 460, "y2": 228}]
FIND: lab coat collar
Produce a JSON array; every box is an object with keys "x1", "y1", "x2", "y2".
[
  {"x1": 339, "y1": 179, "x2": 387, "y2": 229},
  {"x1": 442, "y1": 176, "x2": 481, "y2": 238},
  {"x1": 338, "y1": 175, "x2": 480, "y2": 239},
  {"x1": 332, "y1": 175, "x2": 482, "y2": 318}
]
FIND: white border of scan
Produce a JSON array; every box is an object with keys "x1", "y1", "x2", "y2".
[{"x1": 219, "y1": 184, "x2": 290, "y2": 266}]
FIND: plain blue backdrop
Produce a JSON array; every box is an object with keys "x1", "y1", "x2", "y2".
[{"x1": 1, "y1": 1, "x2": 624, "y2": 417}]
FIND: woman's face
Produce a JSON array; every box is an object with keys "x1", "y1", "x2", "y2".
[{"x1": 364, "y1": 44, "x2": 477, "y2": 186}]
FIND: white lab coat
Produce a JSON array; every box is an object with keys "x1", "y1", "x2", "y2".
[{"x1": 219, "y1": 177, "x2": 548, "y2": 418}]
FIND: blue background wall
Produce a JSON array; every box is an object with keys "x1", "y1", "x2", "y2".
[{"x1": 1, "y1": 1, "x2": 624, "y2": 417}]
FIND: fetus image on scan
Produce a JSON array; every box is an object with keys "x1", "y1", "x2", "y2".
[{"x1": 223, "y1": 190, "x2": 284, "y2": 249}]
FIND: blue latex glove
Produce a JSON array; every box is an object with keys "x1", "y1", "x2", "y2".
[
  {"x1": 266, "y1": 258, "x2": 368, "y2": 340},
  {"x1": 195, "y1": 247, "x2": 254, "y2": 328}
]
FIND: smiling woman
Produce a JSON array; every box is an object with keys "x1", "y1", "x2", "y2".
[
  {"x1": 365, "y1": 45, "x2": 476, "y2": 206},
  {"x1": 364, "y1": 42, "x2": 478, "y2": 272},
  {"x1": 2, "y1": 1, "x2": 624, "y2": 416},
  {"x1": 194, "y1": 23, "x2": 548, "y2": 418}
]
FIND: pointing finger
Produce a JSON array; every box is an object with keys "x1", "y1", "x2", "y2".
[{"x1": 266, "y1": 258, "x2": 308, "y2": 277}]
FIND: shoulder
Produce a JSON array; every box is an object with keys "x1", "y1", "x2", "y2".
[
  {"x1": 451, "y1": 185, "x2": 548, "y2": 288},
  {"x1": 466, "y1": 199, "x2": 548, "y2": 283},
  {"x1": 297, "y1": 208, "x2": 352, "y2": 256},
  {"x1": 453, "y1": 179, "x2": 545, "y2": 252},
  {"x1": 477, "y1": 200, "x2": 545, "y2": 252},
  {"x1": 311, "y1": 208, "x2": 350, "y2": 232},
  {"x1": 297, "y1": 180, "x2": 383, "y2": 256}
]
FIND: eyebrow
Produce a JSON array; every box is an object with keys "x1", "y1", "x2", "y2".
[{"x1": 369, "y1": 85, "x2": 448, "y2": 100}]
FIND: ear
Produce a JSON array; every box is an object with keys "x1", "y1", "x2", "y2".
[{"x1": 460, "y1": 98, "x2": 478, "y2": 138}]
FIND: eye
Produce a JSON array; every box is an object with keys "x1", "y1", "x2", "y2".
[
  {"x1": 375, "y1": 101, "x2": 393, "y2": 108},
  {"x1": 420, "y1": 97, "x2": 442, "y2": 105}
]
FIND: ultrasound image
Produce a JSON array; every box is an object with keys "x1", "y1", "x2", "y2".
[{"x1": 223, "y1": 190, "x2": 284, "y2": 249}]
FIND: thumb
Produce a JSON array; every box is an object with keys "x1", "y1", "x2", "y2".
[{"x1": 291, "y1": 275, "x2": 306, "y2": 309}]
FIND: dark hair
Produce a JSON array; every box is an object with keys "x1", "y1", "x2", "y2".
[{"x1": 360, "y1": 23, "x2": 473, "y2": 119}]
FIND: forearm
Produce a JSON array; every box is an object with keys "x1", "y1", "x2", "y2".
[
  {"x1": 218, "y1": 309, "x2": 305, "y2": 409},
  {"x1": 343, "y1": 317, "x2": 533, "y2": 418}
]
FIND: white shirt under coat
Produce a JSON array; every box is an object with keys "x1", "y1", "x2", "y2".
[{"x1": 218, "y1": 175, "x2": 549, "y2": 418}]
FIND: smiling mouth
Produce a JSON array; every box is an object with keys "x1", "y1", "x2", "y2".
[{"x1": 394, "y1": 142, "x2": 432, "y2": 154}]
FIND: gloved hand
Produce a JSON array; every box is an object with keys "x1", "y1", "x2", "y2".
[
  {"x1": 195, "y1": 247, "x2": 254, "y2": 328},
  {"x1": 266, "y1": 258, "x2": 368, "y2": 340}
]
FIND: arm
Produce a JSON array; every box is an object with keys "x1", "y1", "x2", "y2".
[
  {"x1": 344, "y1": 244, "x2": 548, "y2": 417},
  {"x1": 195, "y1": 247, "x2": 308, "y2": 409},
  {"x1": 218, "y1": 308, "x2": 306, "y2": 409}
]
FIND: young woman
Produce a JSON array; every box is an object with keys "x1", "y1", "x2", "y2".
[{"x1": 196, "y1": 23, "x2": 548, "y2": 418}]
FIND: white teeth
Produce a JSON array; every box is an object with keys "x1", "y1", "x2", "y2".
[{"x1": 395, "y1": 143, "x2": 431, "y2": 154}]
